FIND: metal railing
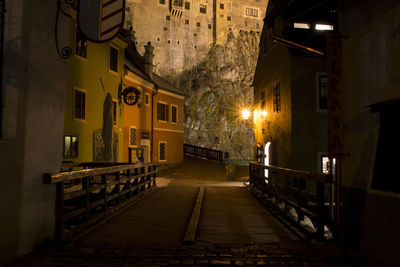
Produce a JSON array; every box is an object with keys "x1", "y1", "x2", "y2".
[
  {"x1": 249, "y1": 162, "x2": 335, "y2": 240},
  {"x1": 44, "y1": 163, "x2": 157, "y2": 240},
  {"x1": 184, "y1": 143, "x2": 225, "y2": 162}
]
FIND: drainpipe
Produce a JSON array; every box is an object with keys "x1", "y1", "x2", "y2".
[
  {"x1": 150, "y1": 84, "x2": 158, "y2": 162},
  {"x1": 266, "y1": 0, "x2": 324, "y2": 56}
]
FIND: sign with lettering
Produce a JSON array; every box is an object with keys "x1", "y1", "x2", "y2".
[
  {"x1": 326, "y1": 33, "x2": 344, "y2": 158},
  {"x1": 78, "y1": 0, "x2": 125, "y2": 43}
]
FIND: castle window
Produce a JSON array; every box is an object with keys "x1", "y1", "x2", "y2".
[
  {"x1": 177, "y1": 40, "x2": 180, "y2": 44},
  {"x1": 220, "y1": 14, "x2": 224, "y2": 18},
  {"x1": 166, "y1": 15, "x2": 170, "y2": 21},
  {"x1": 185, "y1": 19, "x2": 189, "y2": 24},
  {"x1": 173, "y1": 0, "x2": 183, "y2": 7},
  {"x1": 194, "y1": 45, "x2": 197, "y2": 49},
  {"x1": 245, "y1": 7, "x2": 258, "y2": 17},
  {"x1": 196, "y1": 21, "x2": 200, "y2": 27},
  {"x1": 185, "y1": 1, "x2": 190, "y2": 10},
  {"x1": 199, "y1": 4, "x2": 207, "y2": 14},
  {"x1": 227, "y1": 16, "x2": 231, "y2": 21},
  {"x1": 220, "y1": 3, "x2": 224, "y2": 9},
  {"x1": 194, "y1": 32, "x2": 197, "y2": 37},
  {"x1": 273, "y1": 82, "x2": 281, "y2": 114},
  {"x1": 164, "y1": 27, "x2": 168, "y2": 31},
  {"x1": 157, "y1": 37, "x2": 160, "y2": 42},
  {"x1": 208, "y1": 24, "x2": 212, "y2": 29},
  {"x1": 245, "y1": 21, "x2": 248, "y2": 27},
  {"x1": 168, "y1": 40, "x2": 170, "y2": 44},
  {"x1": 159, "y1": 0, "x2": 166, "y2": 4}
]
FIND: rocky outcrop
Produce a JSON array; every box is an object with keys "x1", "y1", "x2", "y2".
[{"x1": 169, "y1": 30, "x2": 260, "y2": 159}]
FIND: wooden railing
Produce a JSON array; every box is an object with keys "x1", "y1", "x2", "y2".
[
  {"x1": 249, "y1": 162, "x2": 335, "y2": 240},
  {"x1": 184, "y1": 143, "x2": 226, "y2": 162},
  {"x1": 45, "y1": 163, "x2": 157, "y2": 240}
]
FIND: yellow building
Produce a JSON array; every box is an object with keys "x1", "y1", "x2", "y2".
[
  {"x1": 63, "y1": 11, "x2": 128, "y2": 163},
  {"x1": 123, "y1": 38, "x2": 185, "y2": 164}
]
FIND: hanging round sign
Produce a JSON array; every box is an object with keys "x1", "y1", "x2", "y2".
[{"x1": 122, "y1": 87, "x2": 140, "y2": 106}]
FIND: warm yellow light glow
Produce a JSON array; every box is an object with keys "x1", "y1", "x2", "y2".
[
  {"x1": 315, "y1": 24, "x2": 334, "y2": 31},
  {"x1": 242, "y1": 109, "x2": 250, "y2": 120},
  {"x1": 294, "y1": 22, "x2": 310, "y2": 29},
  {"x1": 262, "y1": 110, "x2": 267, "y2": 118}
]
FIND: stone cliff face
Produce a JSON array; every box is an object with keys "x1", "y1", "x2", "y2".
[{"x1": 169, "y1": 30, "x2": 260, "y2": 160}]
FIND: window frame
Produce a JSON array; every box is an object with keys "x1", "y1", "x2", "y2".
[
  {"x1": 171, "y1": 104, "x2": 178, "y2": 124},
  {"x1": 199, "y1": 4, "x2": 207, "y2": 14},
  {"x1": 157, "y1": 101, "x2": 169, "y2": 122},
  {"x1": 159, "y1": 141, "x2": 167, "y2": 162},
  {"x1": 109, "y1": 45, "x2": 119, "y2": 74},
  {"x1": 145, "y1": 92, "x2": 150, "y2": 106},
  {"x1": 245, "y1": 7, "x2": 259, "y2": 18},
  {"x1": 129, "y1": 126, "x2": 138, "y2": 147},
  {"x1": 73, "y1": 87, "x2": 87, "y2": 121},
  {"x1": 273, "y1": 82, "x2": 281, "y2": 114},
  {"x1": 63, "y1": 135, "x2": 79, "y2": 159},
  {"x1": 184, "y1": 1, "x2": 190, "y2": 10},
  {"x1": 316, "y1": 72, "x2": 328, "y2": 112},
  {"x1": 75, "y1": 26, "x2": 87, "y2": 60}
]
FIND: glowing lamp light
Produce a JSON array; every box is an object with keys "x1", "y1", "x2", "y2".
[
  {"x1": 262, "y1": 110, "x2": 267, "y2": 118},
  {"x1": 315, "y1": 24, "x2": 334, "y2": 31},
  {"x1": 242, "y1": 109, "x2": 250, "y2": 120},
  {"x1": 294, "y1": 22, "x2": 310, "y2": 29}
]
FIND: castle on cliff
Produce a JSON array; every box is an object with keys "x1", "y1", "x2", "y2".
[{"x1": 125, "y1": 0, "x2": 268, "y2": 76}]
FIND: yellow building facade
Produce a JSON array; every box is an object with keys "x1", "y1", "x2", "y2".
[{"x1": 63, "y1": 12, "x2": 128, "y2": 163}]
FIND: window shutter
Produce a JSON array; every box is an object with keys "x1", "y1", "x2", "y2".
[{"x1": 157, "y1": 103, "x2": 162, "y2": 120}]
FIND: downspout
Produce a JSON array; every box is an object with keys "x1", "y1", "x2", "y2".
[
  {"x1": 266, "y1": 0, "x2": 324, "y2": 56},
  {"x1": 150, "y1": 84, "x2": 158, "y2": 162}
]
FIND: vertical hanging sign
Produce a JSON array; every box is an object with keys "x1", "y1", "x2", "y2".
[
  {"x1": 78, "y1": 0, "x2": 126, "y2": 43},
  {"x1": 327, "y1": 33, "x2": 344, "y2": 158}
]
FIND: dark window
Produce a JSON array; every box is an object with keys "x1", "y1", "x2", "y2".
[
  {"x1": 164, "y1": 27, "x2": 168, "y2": 31},
  {"x1": 200, "y1": 4, "x2": 207, "y2": 13},
  {"x1": 194, "y1": 33, "x2": 197, "y2": 37},
  {"x1": 220, "y1": 3, "x2": 224, "y2": 9},
  {"x1": 157, "y1": 102, "x2": 169, "y2": 121},
  {"x1": 173, "y1": 0, "x2": 183, "y2": 7},
  {"x1": 185, "y1": 1, "x2": 190, "y2": 9},
  {"x1": 109, "y1": 46, "x2": 118, "y2": 72},
  {"x1": 273, "y1": 82, "x2": 281, "y2": 113},
  {"x1": 227, "y1": 16, "x2": 231, "y2": 21},
  {"x1": 208, "y1": 24, "x2": 212, "y2": 29},
  {"x1": 166, "y1": 15, "x2": 170, "y2": 21},
  {"x1": 318, "y1": 74, "x2": 328, "y2": 110},
  {"x1": 75, "y1": 27, "x2": 87, "y2": 58},
  {"x1": 196, "y1": 21, "x2": 200, "y2": 27},
  {"x1": 74, "y1": 89, "x2": 86, "y2": 120},
  {"x1": 159, "y1": 142, "x2": 167, "y2": 161},
  {"x1": 113, "y1": 101, "x2": 117, "y2": 125},
  {"x1": 172, "y1": 106, "x2": 177, "y2": 123},
  {"x1": 63, "y1": 135, "x2": 79, "y2": 159},
  {"x1": 145, "y1": 93, "x2": 149, "y2": 105},
  {"x1": 185, "y1": 19, "x2": 189, "y2": 24},
  {"x1": 371, "y1": 102, "x2": 400, "y2": 193},
  {"x1": 261, "y1": 90, "x2": 266, "y2": 109},
  {"x1": 159, "y1": 0, "x2": 165, "y2": 4}
]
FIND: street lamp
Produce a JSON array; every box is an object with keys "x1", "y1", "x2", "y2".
[{"x1": 242, "y1": 109, "x2": 250, "y2": 120}]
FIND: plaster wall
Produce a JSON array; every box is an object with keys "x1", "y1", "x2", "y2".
[
  {"x1": 340, "y1": 0, "x2": 400, "y2": 263},
  {"x1": 0, "y1": 0, "x2": 68, "y2": 264}
]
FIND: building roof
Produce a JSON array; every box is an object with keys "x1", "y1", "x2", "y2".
[{"x1": 153, "y1": 74, "x2": 185, "y2": 96}]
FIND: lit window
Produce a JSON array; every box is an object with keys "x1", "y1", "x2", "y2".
[
  {"x1": 294, "y1": 22, "x2": 310, "y2": 29},
  {"x1": 75, "y1": 27, "x2": 87, "y2": 58},
  {"x1": 200, "y1": 4, "x2": 207, "y2": 14},
  {"x1": 109, "y1": 46, "x2": 118, "y2": 72},
  {"x1": 63, "y1": 135, "x2": 78, "y2": 159},
  {"x1": 273, "y1": 82, "x2": 280, "y2": 113},
  {"x1": 245, "y1": 7, "x2": 258, "y2": 17},
  {"x1": 157, "y1": 102, "x2": 169, "y2": 121},
  {"x1": 321, "y1": 156, "x2": 336, "y2": 174},
  {"x1": 129, "y1": 127, "x2": 137, "y2": 147},
  {"x1": 159, "y1": 142, "x2": 167, "y2": 161},
  {"x1": 315, "y1": 24, "x2": 334, "y2": 31},
  {"x1": 74, "y1": 89, "x2": 86, "y2": 120},
  {"x1": 171, "y1": 105, "x2": 178, "y2": 123}
]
